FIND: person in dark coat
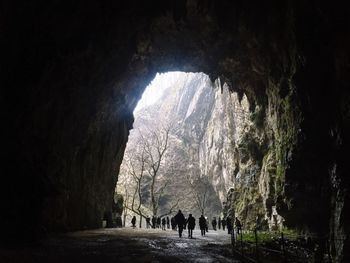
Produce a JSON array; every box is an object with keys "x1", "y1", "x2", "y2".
[
  {"x1": 212, "y1": 217, "x2": 217, "y2": 231},
  {"x1": 218, "y1": 217, "x2": 221, "y2": 230},
  {"x1": 146, "y1": 217, "x2": 151, "y2": 228},
  {"x1": 235, "y1": 217, "x2": 242, "y2": 234},
  {"x1": 157, "y1": 217, "x2": 161, "y2": 228},
  {"x1": 205, "y1": 217, "x2": 209, "y2": 232},
  {"x1": 226, "y1": 216, "x2": 233, "y2": 234},
  {"x1": 171, "y1": 216, "x2": 176, "y2": 230},
  {"x1": 199, "y1": 215, "x2": 206, "y2": 236},
  {"x1": 131, "y1": 216, "x2": 136, "y2": 228},
  {"x1": 174, "y1": 210, "x2": 186, "y2": 237},
  {"x1": 186, "y1": 214, "x2": 196, "y2": 238},
  {"x1": 166, "y1": 216, "x2": 170, "y2": 229},
  {"x1": 222, "y1": 217, "x2": 226, "y2": 230},
  {"x1": 161, "y1": 217, "x2": 166, "y2": 230},
  {"x1": 152, "y1": 216, "x2": 156, "y2": 229}
]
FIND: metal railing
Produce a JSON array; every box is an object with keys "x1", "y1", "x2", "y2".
[{"x1": 230, "y1": 228, "x2": 343, "y2": 263}]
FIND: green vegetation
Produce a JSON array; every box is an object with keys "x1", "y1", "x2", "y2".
[
  {"x1": 240, "y1": 228, "x2": 298, "y2": 243},
  {"x1": 281, "y1": 227, "x2": 298, "y2": 240},
  {"x1": 238, "y1": 128, "x2": 267, "y2": 164}
]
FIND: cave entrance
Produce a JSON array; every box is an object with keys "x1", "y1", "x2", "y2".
[{"x1": 116, "y1": 71, "x2": 250, "y2": 229}]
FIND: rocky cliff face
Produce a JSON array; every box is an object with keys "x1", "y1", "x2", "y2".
[
  {"x1": 199, "y1": 81, "x2": 250, "y2": 202},
  {"x1": 123, "y1": 70, "x2": 299, "y2": 233},
  {"x1": 122, "y1": 71, "x2": 290, "y2": 230},
  {"x1": 121, "y1": 72, "x2": 251, "y2": 218}
]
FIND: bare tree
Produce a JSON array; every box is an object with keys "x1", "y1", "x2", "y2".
[
  {"x1": 158, "y1": 199, "x2": 180, "y2": 217},
  {"x1": 117, "y1": 162, "x2": 136, "y2": 227},
  {"x1": 117, "y1": 124, "x2": 182, "y2": 227},
  {"x1": 140, "y1": 126, "x2": 171, "y2": 217},
  {"x1": 186, "y1": 172, "x2": 211, "y2": 215},
  {"x1": 122, "y1": 184, "x2": 129, "y2": 227},
  {"x1": 121, "y1": 141, "x2": 149, "y2": 228}
]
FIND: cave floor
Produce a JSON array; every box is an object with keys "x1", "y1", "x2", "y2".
[{"x1": 0, "y1": 228, "x2": 240, "y2": 263}]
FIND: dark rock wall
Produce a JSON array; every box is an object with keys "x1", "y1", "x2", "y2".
[
  {"x1": 2, "y1": 1, "x2": 349, "y2": 259},
  {"x1": 2, "y1": 1, "x2": 140, "y2": 240},
  {"x1": 290, "y1": 3, "x2": 350, "y2": 260}
]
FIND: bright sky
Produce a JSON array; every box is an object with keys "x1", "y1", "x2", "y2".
[{"x1": 134, "y1": 71, "x2": 186, "y2": 113}]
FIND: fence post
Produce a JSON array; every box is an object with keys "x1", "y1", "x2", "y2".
[
  {"x1": 231, "y1": 228, "x2": 235, "y2": 246},
  {"x1": 254, "y1": 228, "x2": 259, "y2": 262},
  {"x1": 281, "y1": 232, "x2": 286, "y2": 261},
  {"x1": 326, "y1": 239, "x2": 331, "y2": 263},
  {"x1": 240, "y1": 230, "x2": 244, "y2": 257}
]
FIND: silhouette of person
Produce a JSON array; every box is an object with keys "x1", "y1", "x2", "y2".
[
  {"x1": 161, "y1": 217, "x2": 166, "y2": 230},
  {"x1": 171, "y1": 216, "x2": 176, "y2": 230},
  {"x1": 186, "y1": 214, "x2": 196, "y2": 238},
  {"x1": 226, "y1": 216, "x2": 233, "y2": 234},
  {"x1": 157, "y1": 217, "x2": 161, "y2": 228},
  {"x1": 166, "y1": 216, "x2": 170, "y2": 229},
  {"x1": 218, "y1": 217, "x2": 221, "y2": 230},
  {"x1": 152, "y1": 216, "x2": 156, "y2": 229},
  {"x1": 212, "y1": 217, "x2": 217, "y2": 231},
  {"x1": 146, "y1": 217, "x2": 151, "y2": 228},
  {"x1": 199, "y1": 215, "x2": 206, "y2": 236},
  {"x1": 235, "y1": 217, "x2": 242, "y2": 235},
  {"x1": 131, "y1": 216, "x2": 136, "y2": 228},
  {"x1": 222, "y1": 217, "x2": 226, "y2": 231},
  {"x1": 174, "y1": 210, "x2": 186, "y2": 237},
  {"x1": 205, "y1": 216, "x2": 209, "y2": 232}
]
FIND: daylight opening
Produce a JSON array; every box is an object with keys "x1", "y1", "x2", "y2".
[{"x1": 116, "y1": 71, "x2": 251, "y2": 230}]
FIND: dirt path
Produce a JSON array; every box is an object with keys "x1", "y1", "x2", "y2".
[{"x1": 0, "y1": 228, "x2": 241, "y2": 263}]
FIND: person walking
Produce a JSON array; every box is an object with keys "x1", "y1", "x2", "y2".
[
  {"x1": 212, "y1": 217, "x2": 217, "y2": 231},
  {"x1": 218, "y1": 217, "x2": 221, "y2": 230},
  {"x1": 166, "y1": 216, "x2": 170, "y2": 229},
  {"x1": 222, "y1": 216, "x2": 226, "y2": 231},
  {"x1": 157, "y1": 217, "x2": 161, "y2": 229},
  {"x1": 205, "y1": 216, "x2": 209, "y2": 232},
  {"x1": 161, "y1": 217, "x2": 166, "y2": 230},
  {"x1": 186, "y1": 214, "x2": 196, "y2": 238},
  {"x1": 171, "y1": 216, "x2": 176, "y2": 230},
  {"x1": 174, "y1": 210, "x2": 186, "y2": 238},
  {"x1": 131, "y1": 216, "x2": 136, "y2": 228},
  {"x1": 152, "y1": 216, "x2": 156, "y2": 229},
  {"x1": 146, "y1": 217, "x2": 151, "y2": 228},
  {"x1": 227, "y1": 216, "x2": 233, "y2": 234},
  {"x1": 199, "y1": 215, "x2": 206, "y2": 236},
  {"x1": 235, "y1": 217, "x2": 242, "y2": 235}
]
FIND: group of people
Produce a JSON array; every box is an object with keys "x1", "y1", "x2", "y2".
[
  {"x1": 144, "y1": 216, "x2": 171, "y2": 230},
  {"x1": 130, "y1": 210, "x2": 243, "y2": 239}
]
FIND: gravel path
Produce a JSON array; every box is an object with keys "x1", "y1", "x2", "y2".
[{"x1": 0, "y1": 228, "x2": 241, "y2": 263}]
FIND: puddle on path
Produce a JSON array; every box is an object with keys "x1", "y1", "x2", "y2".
[{"x1": 174, "y1": 242, "x2": 189, "y2": 248}]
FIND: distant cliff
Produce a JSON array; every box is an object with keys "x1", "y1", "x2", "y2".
[
  {"x1": 119, "y1": 72, "x2": 250, "y2": 219},
  {"x1": 120, "y1": 72, "x2": 297, "y2": 231}
]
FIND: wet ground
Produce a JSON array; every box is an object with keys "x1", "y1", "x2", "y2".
[{"x1": 0, "y1": 228, "x2": 241, "y2": 263}]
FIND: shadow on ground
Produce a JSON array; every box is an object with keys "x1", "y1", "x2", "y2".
[{"x1": 0, "y1": 228, "x2": 241, "y2": 263}]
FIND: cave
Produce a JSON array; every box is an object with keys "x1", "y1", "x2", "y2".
[{"x1": 1, "y1": 1, "x2": 350, "y2": 262}]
